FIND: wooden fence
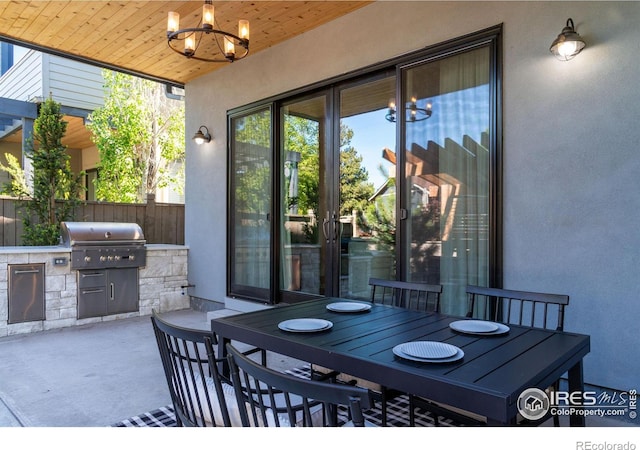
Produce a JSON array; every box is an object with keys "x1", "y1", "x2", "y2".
[{"x1": 0, "y1": 194, "x2": 184, "y2": 246}]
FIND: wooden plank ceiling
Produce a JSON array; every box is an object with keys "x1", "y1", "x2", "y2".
[{"x1": 0, "y1": 1, "x2": 371, "y2": 87}]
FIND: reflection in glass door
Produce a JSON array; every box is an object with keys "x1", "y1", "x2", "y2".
[
  {"x1": 279, "y1": 75, "x2": 398, "y2": 301},
  {"x1": 402, "y1": 46, "x2": 491, "y2": 315},
  {"x1": 280, "y1": 95, "x2": 329, "y2": 301},
  {"x1": 339, "y1": 75, "x2": 396, "y2": 299}
]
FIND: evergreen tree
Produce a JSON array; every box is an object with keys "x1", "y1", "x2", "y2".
[{"x1": 0, "y1": 96, "x2": 84, "y2": 245}]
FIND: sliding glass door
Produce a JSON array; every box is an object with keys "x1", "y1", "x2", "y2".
[
  {"x1": 400, "y1": 46, "x2": 492, "y2": 315},
  {"x1": 338, "y1": 74, "x2": 397, "y2": 299},
  {"x1": 228, "y1": 107, "x2": 272, "y2": 301},
  {"x1": 279, "y1": 93, "x2": 330, "y2": 301},
  {"x1": 229, "y1": 26, "x2": 500, "y2": 309}
]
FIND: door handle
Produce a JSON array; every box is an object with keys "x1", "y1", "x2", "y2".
[
  {"x1": 322, "y1": 212, "x2": 331, "y2": 244},
  {"x1": 109, "y1": 283, "x2": 114, "y2": 301}
]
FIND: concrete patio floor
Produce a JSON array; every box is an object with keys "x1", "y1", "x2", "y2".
[
  {"x1": 0, "y1": 308, "x2": 305, "y2": 427},
  {"x1": 0, "y1": 307, "x2": 636, "y2": 428}
]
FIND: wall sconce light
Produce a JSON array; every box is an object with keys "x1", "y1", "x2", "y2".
[
  {"x1": 193, "y1": 126, "x2": 211, "y2": 145},
  {"x1": 550, "y1": 18, "x2": 586, "y2": 61}
]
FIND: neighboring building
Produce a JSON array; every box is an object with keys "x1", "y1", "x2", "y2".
[{"x1": 0, "y1": 43, "x2": 184, "y2": 203}]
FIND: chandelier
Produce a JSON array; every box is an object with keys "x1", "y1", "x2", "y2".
[
  {"x1": 386, "y1": 97, "x2": 433, "y2": 122},
  {"x1": 167, "y1": 1, "x2": 250, "y2": 62}
]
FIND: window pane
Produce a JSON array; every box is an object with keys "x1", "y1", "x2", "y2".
[
  {"x1": 229, "y1": 108, "x2": 272, "y2": 300},
  {"x1": 339, "y1": 75, "x2": 396, "y2": 299},
  {"x1": 280, "y1": 96, "x2": 326, "y2": 297},
  {"x1": 403, "y1": 46, "x2": 491, "y2": 315}
]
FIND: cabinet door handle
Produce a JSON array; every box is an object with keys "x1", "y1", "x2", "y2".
[
  {"x1": 81, "y1": 289, "x2": 104, "y2": 294},
  {"x1": 14, "y1": 269, "x2": 40, "y2": 274},
  {"x1": 109, "y1": 283, "x2": 115, "y2": 301}
]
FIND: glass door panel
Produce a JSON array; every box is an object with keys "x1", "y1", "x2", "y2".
[
  {"x1": 280, "y1": 95, "x2": 328, "y2": 300},
  {"x1": 339, "y1": 75, "x2": 396, "y2": 299},
  {"x1": 402, "y1": 46, "x2": 491, "y2": 315},
  {"x1": 229, "y1": 107, "x2": 272, "y2": 301}
]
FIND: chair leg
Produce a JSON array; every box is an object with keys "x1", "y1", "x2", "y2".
[
  {"x1": 552, "y1": 380, "x2": 561, "y2": 427},
  {"x1": 409, "y1": 396, "x2": 415, "y2": 426},
  {"x1": 410, "y1": 396, "x2": 440, "y2": 427},
  {"x1": 381, "y1": 396, "x2": 387, "y2": 427}
]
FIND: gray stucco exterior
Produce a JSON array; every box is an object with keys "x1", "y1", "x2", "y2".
[{"x1": 184, "y1": 1, "x2": 640, "y2": 392}]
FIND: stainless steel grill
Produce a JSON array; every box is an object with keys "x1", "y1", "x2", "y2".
[
  {"x1": 60, "y1": 221, "x2": 147, "y2": 270},
  {"x1": 61, "y1": 222, "x2": 147, "y2": 319}
]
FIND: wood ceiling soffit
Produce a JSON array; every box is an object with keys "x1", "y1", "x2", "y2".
[{"x1": 0, "y1": 1, "x2": 372, "y2": 86}]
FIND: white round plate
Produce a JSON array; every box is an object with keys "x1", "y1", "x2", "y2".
[
  {"x1": 449, "y1": 320, "x2": 510, "y2": 335},
  {"x1": 393, "y1": 344, "x2": 464, "y2": 363},
  {"x1": 449, "y1": 320, "x2": 499, "y2": 333},
  {"x1": 398, "y1": 341, "x2": 458, "y2": 359},
  {"x1": 278, "y1": 318, "x2": 333, "y2": 332},
  {"x1": 326, "y1": 302, "x2": 372, "y2": 313}
]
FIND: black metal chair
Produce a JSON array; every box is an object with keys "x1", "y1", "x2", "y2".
[
  {"x1": 410, "y1": 285, "x2": 570, "y2": 427},
  {"x1": 465, "y1": 285, "x2": 569, "y2": 332},
  {"x1": 226, "y1": 343, "x2": 374, "y2": 427},
  {"x1": 151, "y1": 310, "x2": 235, "y2": 426},
  {"x1": 369, "y1": 278, "x2": 443, "y2": 312},
  {"x1": 314, "y1": 278, "x2": 443, "y2": 426}
]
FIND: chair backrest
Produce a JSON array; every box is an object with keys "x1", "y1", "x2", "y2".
[
  {"x1": 151, "y1": 311, "x2": 232, "y2": 427},
  {"x1": 226, "y1": 343, "x2": 373, "y2": 427},
  {"x1": 369, "y1": 278, "x2": 443, "y2": 312},
  {"x1": 465, "y1": 285, "x2": 570, "y2": 331}
]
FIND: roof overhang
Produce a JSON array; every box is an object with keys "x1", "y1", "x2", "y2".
[{"x1": 0, "y1": 1, "x2": 371, "y2": 87}]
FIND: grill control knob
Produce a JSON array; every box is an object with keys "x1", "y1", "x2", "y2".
[
  {"x1": 115, "y1": 255, "x2": 121, "y2": 261},
  {"x1": 100, "y1": 256, "x2": 107, "y2": 262},
  {"x1": 84, "y1": 256, "x2": 91, "y2": 262},
  {"x1": 130, "y1": 255, "x2": 135, "y2": 261},
  {"x1": 108, "y1": 256, "x2": 114, "y2": 261}
]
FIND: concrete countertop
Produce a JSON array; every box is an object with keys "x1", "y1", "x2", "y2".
[
  {"x1": 0, "y1": 246, "x2": 68, "y2": 254},
  {"x1": 0, "y1": 244, "x2": 188, "y2": 254}
]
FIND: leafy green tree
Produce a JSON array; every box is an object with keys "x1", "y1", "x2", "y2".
[
  {"x1": 234, "y1": 110, "x2": 374, "y2": 243},
  {"x1": 339, "y1": 124, "x2": 374, "y2": 239},
  {"x1": 87, "y1": 70, "x2": 184, "y2": 203},
  {"x1": 284, "y1": 115, "x2": 320, "y2": 215},
  {"x1": 0, "y1": 96, "x2": 84, "y2": 245},
  {"x1": 233, "y1": 110, "x2": 272, "y2": 216},
  {"x1": 340, "y1": 136, "x2": 374, "y2": 217}
]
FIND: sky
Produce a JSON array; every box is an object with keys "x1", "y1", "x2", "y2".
[{"x1": 342, "y1": 84, "x2": 490, "y2": 191}]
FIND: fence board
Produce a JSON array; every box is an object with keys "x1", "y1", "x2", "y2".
[{"x1": 0, "y1": 195, "x2": 184, "y2": 246}]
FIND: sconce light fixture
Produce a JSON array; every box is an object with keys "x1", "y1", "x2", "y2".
[
  {"x1": 193, "y1": 126, "x2": 211, "y2": 145},
  {"x1": 550, "y1": 18, "x2": 586, "y2": 61},
  {"x1": 386, "y1": 97, "x2": 433, "y2": 123},
  {"x1": 167, "y1": 0, "x2": 249, "y2": 62}
]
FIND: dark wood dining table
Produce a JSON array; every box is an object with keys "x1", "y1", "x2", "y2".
[{"x1": 210, "y1": 297, "x2": 590, "y2": 426}]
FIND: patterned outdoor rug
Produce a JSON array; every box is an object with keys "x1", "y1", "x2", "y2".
[{"x1": 113, "y1": 365, "x2": 459, "y2": 427}]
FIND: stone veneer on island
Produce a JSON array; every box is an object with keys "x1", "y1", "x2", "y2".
[{"x1": 0, "y1": 244, "x2": 189, "y2": 337}]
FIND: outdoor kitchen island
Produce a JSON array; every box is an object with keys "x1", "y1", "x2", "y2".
[{"x1": 0, "y1": 243, "x2": 189, "y2": 337}]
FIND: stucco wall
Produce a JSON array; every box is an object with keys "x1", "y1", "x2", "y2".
[{"x1": 185, "y1": 1, "x2": 640, "y2": 391}]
